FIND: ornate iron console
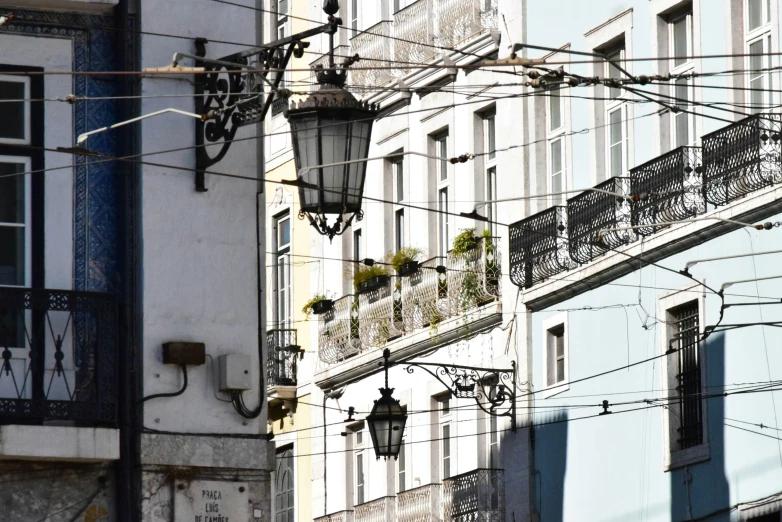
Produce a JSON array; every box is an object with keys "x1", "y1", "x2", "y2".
[
  {"x1": 0, "y1": 287, "x2": 118, "y2": 425},
  {"x1": 567, "y1": 177, "x2": 634, "y2": 264},
  {"x1": 509, "y1": 206, "x2": 573, "y2": 289},
  {"x1": 702, "y1": 113, "x2": 782, "y2": 206},
  {"x1": 630, "y1": 146, "x2": 705, "y2": 235}
]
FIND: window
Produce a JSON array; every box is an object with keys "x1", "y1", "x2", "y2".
[
  {"x1": 436, "y1": 132, "x2": 449, "y2": 182},
  {"x1": 353, "y1": 228, "x2": 363, "y2": 262},
  {"x1": 747, "y1": 0, "x2": 771, "y2": 33},
  {"x1": 486, "y1": 167, "x2": 497, "y2": 235},
  {"x1": 546, "y1": 324, "x2": 565, "y2": 386},
  {"x1": 748, "y1": 34, "x2": 772, "y2": 113},
  {"x1": 660, "y1": 288, "x2": 708, "y2": 470},
  {"x1": 397, "y1": 438, "x2": 406, "y2": 492},
  {"x1": 394, "y1": 157, "x2": 404, "y2": 203},
  {"x1": 395, "y1": 209, "x2": 405, "y2": 251},
  {"x1": 667, "y1": 10, "x2": 695, "y2": 147},
  {"x1": 548, "y1": 87, "x2": 562, "y2": 132},
  {"x1": 608, "y1": 108, "x2": 626, "y2": 177},
  {"x1": 351, "y1": 0, "x2": 359, "y2": 37},
  {"x1": 483, "y1": 110, "x2": 497, "y2": 233},
  {"x1": 545, "y1": 85, "x2": 567, "y2": 206},
  {"x1": 670, "y1": 11, "x2": 693, "y2": 68},
  {"x1": 356, "y1": 452, "x2": 365, "y2": 505},
  {"x1": 605, "y1": 47, "x2": 624, "y2": 100},
  {"x1": 669, "y1": 301, "x2": 703, "y2": 450},
  {"x1": 438, "y1": 188, "x2": 449, "y2": 256},
  {"x1": 394, "y1": 0, "x2": 402, "y2": 13},
  {"x1": 673, "y1": 78, "x2": 694, "y2": 147},
  {"x1": 550, "y1": 139, "x2": 564, "y2": 206},
  {"x1": 0, "y1": 77, "x2": 30, "y2": 144},
  {"x1": 440, "y1": 396, "x2": 452, "y2": 479},
  {"x1": 484, "y1": 111, "x2": 496, "y2": 160},
  {"x1": 275, "y1": 447, "x2": 295, "y2": 522},
  {"x1": 0, "y1": 162, "x2": 28, "y2": 288},
  {"x1": 488, "y1": 414, "x2": 499, "y2": 469},
  {"x1": 274, "y1": 213, "x2": 291, "y2": 327}
]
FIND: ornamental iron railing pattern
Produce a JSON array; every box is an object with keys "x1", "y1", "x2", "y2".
[
  {"x1": 567, "y1": 177, "x2": 634, "y2": 264},
  {"x1": 350, "y1": 22, "x2": 395, "y2": 87},
  {"x1": 442, "y1": 469, "x2": 504, "y2": 522},
  {"x1": 397, "y1": 483, "x2": 442, "y2": 522},
  {"x1": 447, "y1": 237, "x2": 501, "y2": 315},
  {"x1": 631, "y1": 146, "x2": 705, "y2": 236},
  {"x1": 315, "y1": 511, "x2": 355, "y2": 522},
  {"x1": 355, "y1": 496, "x2": 396, "y2": 522},
  {"x1": 0, "y1": 287, "x2": 118, "y2": 425},
  {"x1": 435, "y1": 0, "x2": 481, "y2": 50},
  {"x1": 266, "y1": 329, "x2": 298, "y2": 387},
  {"x1": 394, "y1": 0, "x2": 435, "y2": 68},
  {"x1": 358, "y1": 278, "x2": 404, "y2": 348},
  {"x1": 401, "y1": 257, "x2": 450, "y2": 332},
  {"x1": 318, "y1": 295, "x2": 360, "y2": 363},
  {"x1": 702, "y1": 113, "x2": 782, "y2": 206},
  {"x1": 509, "y1": 206, "x2": 573, "y2": 289}
]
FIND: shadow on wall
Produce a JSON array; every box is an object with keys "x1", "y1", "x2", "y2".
[
  {"x1": 670, "y1": 333, "x2": 729, "y2": 522},
  {"x1": 534, "y1": 410, "x2": 568, "y2": 522}
]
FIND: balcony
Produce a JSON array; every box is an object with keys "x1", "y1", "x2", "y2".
[
  {"x1": 397, "y1": 483, "x2": 442, "y2": 522},
  {"x1": 318, "y1": 237, "x2": 501, "y2": 365},
  {"x1": 702, "y1": 113, "x2": 782, "y2": 206},
  {"x1": 442, "y1": 469, "x2": 504, "y2": 522},
  {"x1": 394, "y1": 0, "x2": 436, "y2": 67},
  {"x1": 509, "y1": 206, "x2": 573, "y2": 289},
  {"x1": 630, "y1": 146, "x2": 705, "y2": 236},
  {"x1": 510, "y1": 113, "x2": 782, "y2": 294},
  {"x1": 315, "y1": 511, "x2": 355, "y2": 522},
  {"x1": 0, "y1": 287, "x2": 119, "y2": 426},
  {"x1": 266, "y1": 328, "x2": 300, "y2": 405},
  {"x1": 355, "y1": 496, "x2": 396, "y2": 522},
  {"x1": 567, "y1": 177, "x2": 634, "y2": 265},
  {"x1": 350, "y1": 22, "x2": 395, "y2": 88},
  {"x1": 436, "y1": 0, "x2": 498, "y2": 50}
]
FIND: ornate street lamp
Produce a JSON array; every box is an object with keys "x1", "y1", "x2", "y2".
[
  {"x1": 284, "y1": 1, "x2": 379, "y2": 241},
  {"x1": 366, "y1": 349, "x2": 408, "y2": 460}
]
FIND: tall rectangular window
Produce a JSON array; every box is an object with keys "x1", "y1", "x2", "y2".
[
  {"x1": 605, "y1": 48, "x2": 624, "y2": 100},
  {"x1": 747, "y1": 0, "x2": 770, "y2": 32},
  {"x1": 356, "y1": 452, "x2": 365, "y2": 505},
  {"x1": 550, "y1": 139, "x2": 564, "y2": 206},
  {"x1": 671, "y1": 12, "x2": 692, "y2": 68},
  {"x1": 275, "y1": 447, "x2": 295, "y2": 522},
  {"x1": 397, "y1": 438, "x2": 406, "y2": 492},
  {"x1": 748, "y1": 35, "x2": 772, "y2": 113},
  {"x1": 485, "y1": 112, "x2": 496, "y2": 160},
  {"x1": 274, "y1": 213, "x2": 291, "y2": 327},
  {"x1": 608, "y1": 108, "x2": 625, "y2": 177},
  {"x1": 674, "y1": 78, "x2": 692, "y2": 147},
  {"x1": 393, "y1": 157, "x2": 404, "y2": 202},
  {"x1": 546, "y1": 324, "x2": 565, "y2": 387},
  {"x1": 440, "y1": 397, "x2": 452, "y2": 480},
  {"x1": 670, "y1": 301, "x2": 703, "y2": 450},
  {"x1": 351, "y1": 0, "x2": 359, "y2": 36},
  {"x1": 394, "y1": 0, "x2": 401, "y2": 13},
  {"x1": 438, "y1": 188, "x2": 449, "y2": 256},
  {"x1": 548, "y1": 87, "x2": 562, "y2": 132},
  {"x1": 486, "y1": 167, "x2": 497, "y2": 236},
  {"x1": 354, "y1": 229, "x2": 363, "y2": 262},
  {"x1": 436, "y1": 132, "x2": 449, "y2": 182},
  {"x1": 488, "y1": 414, "x2": 499, "y2": 469},
  {"x1": 0, "y1": 162, "x2": 27, "y2": 288},
  {"x1": 0, "y1": 79, "x2": 28, "y2": 142},
  {"x1": 395, "y1": 209, "x2": 405, "y2": 251},
  {"x1": 483, "y1": 109, "x2": 497, "y2": 233}
]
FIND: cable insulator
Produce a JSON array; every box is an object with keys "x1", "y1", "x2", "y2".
[
  {"x1": 64, "y1": 94, "x2": 76, "y2": 104},
  {"x1": 527, "y1": 70, "x2": 540, "y2": 80},
  {"x1": 637, "y1": 75, "x2": 650, "y2": 85},
  {"x1": 567, "y1": 77, "x2": 579, "y2": 87},
  {"x1": 361, "y1": 258, "x2": 375, "y2": 266}
]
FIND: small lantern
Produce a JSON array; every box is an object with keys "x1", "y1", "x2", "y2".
[
  {"x1": 366, "y1": 349, "x2": 408, "y2": 459},
  {"x1": 285, "y1": 55, "x2": 378, "y2": 241}
]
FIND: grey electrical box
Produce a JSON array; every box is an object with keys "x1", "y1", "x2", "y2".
[{"x1": 218, "y1": 354, "x2": 252, "y2": 391}]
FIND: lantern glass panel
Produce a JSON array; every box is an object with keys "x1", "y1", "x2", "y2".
[
  {"x1": 291, "y1": 115, "x2": 321, "y2": 212},
  {"x1": 321, "y1": 119, "x2": 350, "y2": 208},
  {"x1": 347, "y1": 119, "x2": 372, "y2": 207}
]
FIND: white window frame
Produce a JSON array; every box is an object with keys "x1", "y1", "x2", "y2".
[
  {"x1": 746, "y1": 0, "x2": 771, "y2": 35},
  {"x1": 548, "y1": 137, "x2": 566, "y2": 207},
  {"x1": 606, "y1": 104, "x2": 629, "y2": 179},
  {"x1": 604, "y1": 47, "x2": 625, "y2": 103},
  {"x1": 658, "y1": 284, "x2": 709, "y2": 471},
  {"x1": 434, "y1": 130, "x2": 450, "y2": 256},
  {"x1": 483, "y1": 110, "x2": 498, "y2": 233},
  {"x1": 487, "y1": 404, "x2": 500, "y2": 469},
  {"x1": 273, "y1": 1, "x2": 291, "y2": 93},
  {"x1": 541, "y1": 312, "x2": 569, "y2": 398},
  {"x1": 350, "y1": 0, "x2": 359, "y2": 37},
  {"x1": 0, "y1": 75, "x2": 31, "y2": 146},
  {"x1": 747, "y1": 32, "x2": 773, "y2": 113},
  {"x1": 669, "y1": 10, "x2": 696, "y2": 147},
  {"x1": 439, "y1": 395, "x2": 453, "y2": 480},
  {"x1": 355, "y1": 428, "x2": 366, "y2": 506},
  {"x1": 0, "y1": 156, "x2": 32, "y2": 289},
  {"x1": 397, "y1": 436, "x2": 407, "y2": 493},
  {"x1": 274, "y1": 212, "x2": 291, "y2": 328}
]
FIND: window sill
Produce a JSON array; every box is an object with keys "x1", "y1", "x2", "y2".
[
  {"x1": 664, "y1": 442, "x2": 710, "y2": 471},
  {"x1": 540, "y1": 382, "x2": 569, "y2": 399}
]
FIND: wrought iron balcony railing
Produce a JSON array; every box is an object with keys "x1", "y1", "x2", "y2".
[
  {"x1": 631, "y1": 146, "x2": 705, "y2": 236},
  {"x1": 397, "y1": 483, "x2": 442, "y2": 522},
  {"x1": 447, "y1": 236, "x2": 501, "y2": 315},
  {"x1": 401, "y1": 257, "x2": 450, "y2": 332},
  {"x1": 0, "y1": 287, "x2": 118, "y2": 426},
  {"x1": 394, "y1": 0, "x2": 435, "y2": 68},
  {"x1": 319, "y1": 295, "x2": 360, "y2": 364},
  {"x1": 702, "y1": 113, "x2": 782, "y2": 206},
  {"x1": 355, "y1": 496, "x2": 396, "y2": 522},
  {"x1": 567, "y1": 177, "x2": 634, "y2": 265},
  {"x1": 315, "y1": 511, "x2": 355, "y2": 522},
  {"x1": 318, "y1": 237, "x2": 503, "y2": 365},
  {"x1": 266, "y1": 329, "x2": 299, "y2": 388},
  {"x1": 350, "y1": 21, "x2": 395, "y2": 88},
  {"x1": 509, "y1": 206, "x2": 573, "y2": 289},
  {"x1": 435, "y1": 0, "x2": 498, "y2": 50},
  {"x1": 442, "y1": 469, "x2": 504, "y2": 522}
]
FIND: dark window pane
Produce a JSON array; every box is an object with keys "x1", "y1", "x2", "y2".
[
  {"x1": 0, "y1": 163, "x2": 25, "y2": 223},
  {"x1": 0, "y1": 82, "x2": 25, "y2": 140},
  {"x1": 0, "y1": 227, "x2": 24, "y2": 286},
  {"x1": 748, "y1": 0, "x2": 763, "y2": 31},
  {"x1": 672, "y1": 16, "x2": 689, "y2": 67}
]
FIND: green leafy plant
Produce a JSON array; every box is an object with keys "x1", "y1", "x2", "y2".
[
  {"x1": 302, "y1": 294, "x2": 328, "y2": 320},
  {"x1": 451, "y1": 228, "x2": 492, "y2": 258},
  {"x1": 389, "y1": 246, "x2": 424, "y2": 273},
  {"x1": 352, "y1": 263, "x2": 391, "y2": 291}
]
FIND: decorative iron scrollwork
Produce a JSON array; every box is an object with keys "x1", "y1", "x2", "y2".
[{"x1": 509, "y1": 206, "x2": 573, "y2": 289}]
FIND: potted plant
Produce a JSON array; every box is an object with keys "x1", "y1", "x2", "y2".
[
  {"x1": 390, "y1": 246, "x2": 424, "y2": 277},
  {"x1": 353, "y1": 263, "x2": 391, "y2": 294},
  {"x1": 302, "y1": 294, "x2": 332, "y2": 319}
]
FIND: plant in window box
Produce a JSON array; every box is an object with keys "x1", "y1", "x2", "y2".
[
  {"x1": 353, "y1": 263, "x2": 391, "y2": 294},
  {"x1": 452, "y1": 228, "x2": 497, "y2": 307},
  {"x1": 391, "y1": 246, "x2": 424, "y2": 277},
  {"x1": 302, "y1": 294, "x2": 333, "y2": 319}
]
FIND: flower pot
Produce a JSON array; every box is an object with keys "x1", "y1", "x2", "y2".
[
  {"x1": 398, "y1": 260, "x2": 420, "y2": 277},
  {"x1": 358, "y1": 275, "x2": 390, "y2": 294},
  {"x1": 311, "y1": 299, "x2": 334, "y2": 315}
]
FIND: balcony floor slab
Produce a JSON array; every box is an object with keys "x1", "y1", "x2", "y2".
[{"x1": 0, "y1": 424, "x2": 119, "y2": 462}]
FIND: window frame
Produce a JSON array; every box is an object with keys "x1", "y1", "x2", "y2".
[
  {"x1": 274, "y1": 445, "x2": 296, "y2": 522},
  {"x1": 0, "y1": 156, "x2": 32, "y2": 290},
  {"x1": 351, "y1": 0, "x2": 359, "y2": 37},
  {"x1": 541, "y1": 312, "x2": 569, "y2": 398},
  {"x1": 439, "y1": 395, "x2": 452, "y2": 480},
  {"x1": 273, "y1": 211, "x2": 292, "y2": 328},
  {"x1": 354, "y1": 427, "x2": 366, "y2": 506},
  {"x1": 397, "y1": 436, "x2": 407, "y2": 493},
  {"x1": 482, "y1": 109, "x2": 498, "y2": 234},
  {"x1": 606, "y1": 104, "x2": 628, "y2": 178},
  {"x1": 668, "y1": 9, "x2": 697, "y2": 146},
  {"x1": 395, "y1": 208, "x2": 405, "y2": 251},
  {"x1": 746, "y1": 32, "x2": 773, "y2": 113},
  {"x1": 0, "y1": 75, "x2": 31, "y2": 146},
  {"x1": 658, "y1": 284, "x2": 709, "y2": 471},
  {"x1": 746, "y1": 0, "x2": 771, "y2": 35}
]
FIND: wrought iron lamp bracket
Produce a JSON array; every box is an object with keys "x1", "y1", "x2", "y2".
[
  {"x1": 193, "y1": 17, "x2": 341, "y2": 191},
  {"x1": 380, "y1": 349, "x2": 517, "y2": 431}
]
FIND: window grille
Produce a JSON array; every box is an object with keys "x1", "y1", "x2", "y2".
[{"x1": 671, "y1": 301, "x2": 703, "y2": 450}]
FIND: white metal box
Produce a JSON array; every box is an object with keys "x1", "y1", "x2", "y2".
[{"x1": 218, "y1": 354, "x2": 252, "y2": 391}]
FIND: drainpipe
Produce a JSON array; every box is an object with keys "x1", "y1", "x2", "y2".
[{"x1": 323, "y1": 387, "x2": 345, "y2": 517}]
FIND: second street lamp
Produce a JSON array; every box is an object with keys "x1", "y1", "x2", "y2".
[{"x1": 365, "y1": 349, "x2": 408, "y2": 460}]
